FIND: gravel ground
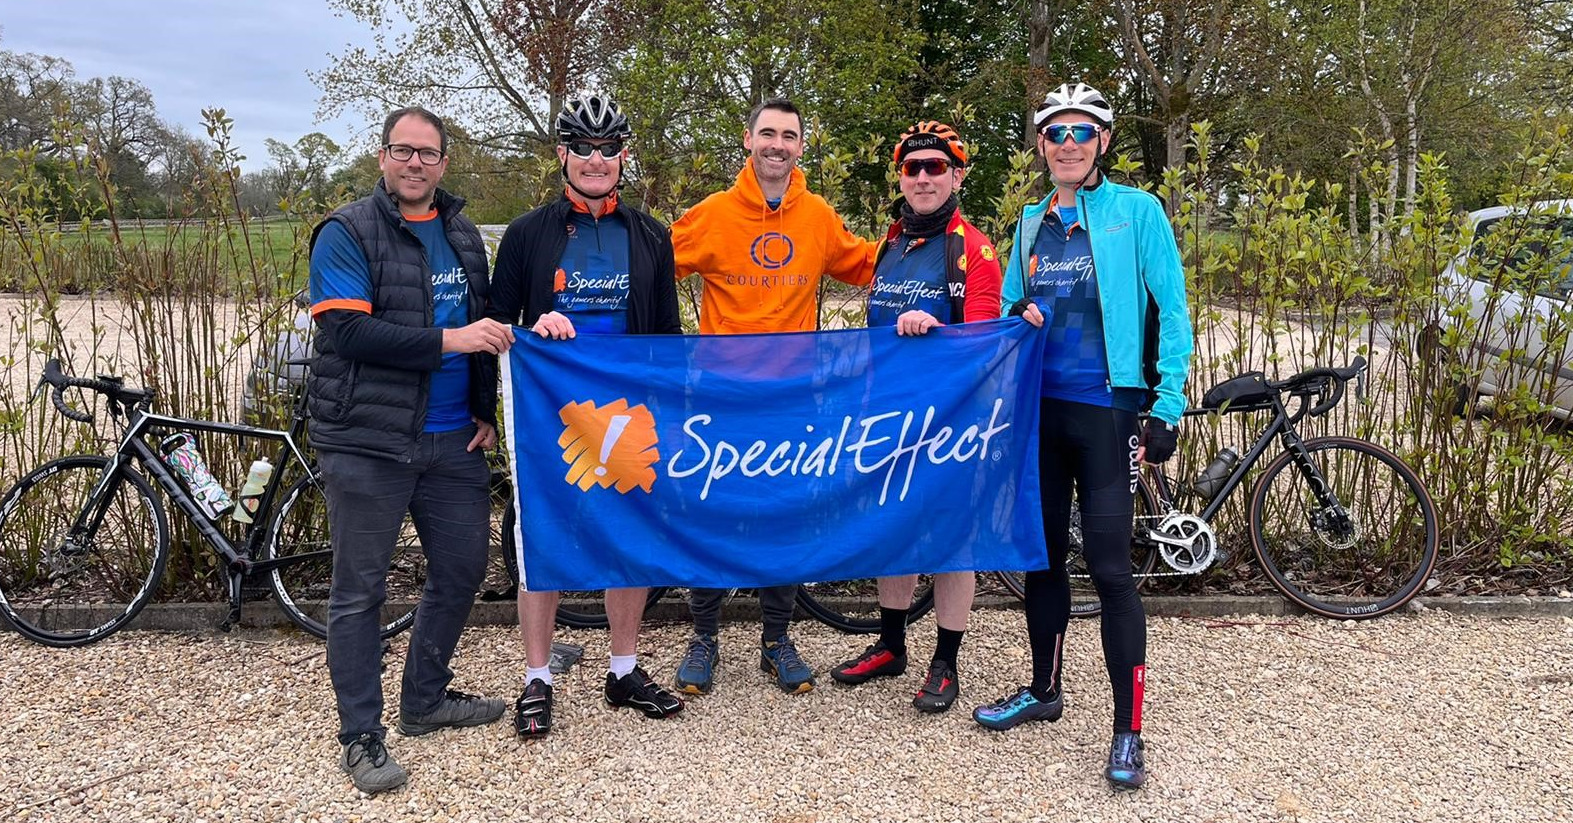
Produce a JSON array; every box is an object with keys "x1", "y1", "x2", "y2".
[{"x1": 1, "y1": 608, "x2": 1570, "y2": 823}]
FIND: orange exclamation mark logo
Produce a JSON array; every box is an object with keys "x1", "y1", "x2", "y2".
[{"x1": 557, "y1": 399, "x2": 660, "y2": 493}]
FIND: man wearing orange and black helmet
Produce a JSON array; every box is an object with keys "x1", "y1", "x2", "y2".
[{"x1": 827, "y1": 121, "x2": 1002, "y2": 714}]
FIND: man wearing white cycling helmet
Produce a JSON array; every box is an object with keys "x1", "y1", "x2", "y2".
[
  {"x1": 975, "y1": 82, "x2": 1192, "y2": 791},
  {"x1": 488, "y1": 91, "x2": 685, "y2": 739}
]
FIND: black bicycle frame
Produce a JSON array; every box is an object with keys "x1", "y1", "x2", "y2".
[
  {"x1": 94, "y1": 405, "x2": 318, "y2": 623},
  {"x1": 1149, "y1": 390, "x2": 1341, "y2": 522}
]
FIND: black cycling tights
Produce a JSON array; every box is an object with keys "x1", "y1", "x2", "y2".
[{"x1": 1023, "y1": 399, "x2": 1146, "y2": 733}]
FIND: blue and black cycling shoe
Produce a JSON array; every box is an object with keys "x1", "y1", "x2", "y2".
[
  {"x1": 760, "y1": 635, "x2": 815, "y2": 693},
  {"x1": 972, "y1": 685, "x2": 1063, "y2": 731},
  {"x1": 674, "y1": 633, "x2": 719, "y2": 695},
  {"x1": 1105, "y1": 731, "x2": 1146, "y2": 790}
]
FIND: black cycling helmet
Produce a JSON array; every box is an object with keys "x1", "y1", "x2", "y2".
[{"x1": 556, "y1": 92, "x2": 633, "y2": 142}]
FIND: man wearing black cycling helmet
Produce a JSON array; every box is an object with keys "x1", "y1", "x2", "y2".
[
  {"x1": 488, "y1": 91, "x2": 685, "y2": 739},
  {"x1": 975, "y1": 82, "x2": 1192, "y2": 792}
]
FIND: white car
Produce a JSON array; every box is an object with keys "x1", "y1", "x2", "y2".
[{"x1": 1421, "y1": 200, "x2": 1573, "y2": 421}]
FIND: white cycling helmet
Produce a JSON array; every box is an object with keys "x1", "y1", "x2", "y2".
[{"x1": 1033, "y1": 82, "x2": 1114, "y2": 130}]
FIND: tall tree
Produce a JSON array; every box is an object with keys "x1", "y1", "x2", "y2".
[{"x1": 313, "y1": 0, "x2": 634, "y2": 154}]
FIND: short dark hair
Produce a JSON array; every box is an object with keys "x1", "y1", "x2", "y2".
[
  {"x1": 381, "y1": 106, "x2": 448, "y2": 154},
  {"x1": 746, "y1": 97, "x2": 803, "y2": 135}
]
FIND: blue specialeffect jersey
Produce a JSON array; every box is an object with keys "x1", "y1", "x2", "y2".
[
  {"x1": 554, "y1": 210, "x2": 632, "y2": 335},
  {"x1": 1027, "y1": 205, "x2": 1132, "y2": 409},
  {"x1": 310, "y1": 214, "x2": 472, "y2": 432},
  {"x1": 866, "y1": 236, "x2": 951, "y2": 328}
]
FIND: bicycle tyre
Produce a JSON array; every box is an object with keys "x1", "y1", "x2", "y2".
[
  {"x1": 497, "y1": 493, "x2": 668, "y2": 629},
  {"x1": 0, "y1": 456, "x2": 169, "y2": 647},
  {"x1": 996, "y1": 477, "x2": 1161, "y2": 618},
  {"x1": 1248, "y1": 436, "x2": 1438, "y2": 619},
  {"x1": 263, "y1": 474, "x2": 421, "y2": 640},
  {"x1": 794, "y1": 576, "x2": 937, "y2": 634}
]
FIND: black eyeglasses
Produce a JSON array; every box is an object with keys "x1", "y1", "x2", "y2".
[
  {"x1": 900, "y1": 158, "x2": 952, "y2": 177},
  {"x1": 385, "y1": 144, "x2": 444, "y2": 165},
  {"x1": 564, "y1": 140, "x2": 624, "y2": 160}
]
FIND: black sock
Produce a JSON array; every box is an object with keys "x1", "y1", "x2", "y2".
[
  {"x1": 932, "y1": 627, "x2": 964, "y2": 670},
  {"x1": 879, "y1": 607, "x2": 908, "y2": 657}
]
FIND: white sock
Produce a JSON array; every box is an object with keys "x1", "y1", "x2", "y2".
[
  {"x1": 608, "y1": 654, "x2": 637, "y2": 679},
  {"x1": 526, "y1": 665, "x2": 553, "y2": 687}
]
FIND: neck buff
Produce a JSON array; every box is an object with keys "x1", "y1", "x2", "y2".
[{"x1": 900, "y1": 194, "x2": 958, "y2": 238}]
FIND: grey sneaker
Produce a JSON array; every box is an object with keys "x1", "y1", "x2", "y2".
[
  {"x1": 340, "y1": 733, "x2": 407, "y2": 794},
  {"x1": 396, "y1": 688, "x2": 506, "y2": 737}
]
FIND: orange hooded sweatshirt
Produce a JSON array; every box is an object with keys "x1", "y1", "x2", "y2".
[{"x1": 672, "y1": 161, "x2": 877, "y2": 334}]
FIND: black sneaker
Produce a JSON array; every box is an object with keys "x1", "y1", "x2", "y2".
[
  {"x1": 514, "y1": 679, "x2": 553, "y2": 739},
  {"x1": 1106, "y1": 731, "x2": 1146, "y2": 790},
  {"x1": 605, "y1": 666, "x2": 685, "y2": 719},
  {"x1": 912, "y1": 660, "x2": 959, "y2": 713},
  {"x1": 396, "y1": 688, "x2": 506, "y2": 736},
  {"x1": 829, "y1": 640, "x2": 907, "y2": 685},
  {"x1": 339, "y1": 733, "x2": 407, "y2": 795}
]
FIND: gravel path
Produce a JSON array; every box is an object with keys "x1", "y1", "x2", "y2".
[{"x1": 2, "y1": 609, "x2": 1569, "y2": 822}]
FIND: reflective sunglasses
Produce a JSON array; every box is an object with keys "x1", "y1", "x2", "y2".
[
  {"x1": 564, "y1": 140, "x2": 624, "y2": 160},
  {"x1": 899, "y1": 158, "x2": 952, "y2": 177},
  {"x1": 384, "y1": 144, "x2": 444, "y2": 165},
  {"x1": 1040, "y1": 123, "x2": 1103, "y2": 144}
]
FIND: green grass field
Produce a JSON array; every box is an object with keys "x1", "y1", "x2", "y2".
[{"x1": 1, "y1": 217, "x2": 311, "y2": 295}]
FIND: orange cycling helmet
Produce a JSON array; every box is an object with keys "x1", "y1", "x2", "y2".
[{"x1": 893, "y1": 120, "x2": 969, "y2": 167}]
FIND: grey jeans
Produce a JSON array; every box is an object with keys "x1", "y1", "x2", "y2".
[
  {"x1": 688, "y1": 584, "x2": 798, "y2": 642},
  {"x1": 318, "y1": 426, "x2": 489, "y2": 744}
]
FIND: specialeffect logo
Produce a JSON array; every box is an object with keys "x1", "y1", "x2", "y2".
[
  {"x1": 749, "y1": 232, "x2": 795, "y2": 269},
  {"x1": 557, "y1": 398, "x2": 1012, "y2": 504},
  {"x1": 557, "y1": 399, "x2": 660, "y2": 493}
]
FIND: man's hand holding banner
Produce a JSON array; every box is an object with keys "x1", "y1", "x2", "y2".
[{"x1": 501, "y1": 319, "x2": 1048, "y2": 591}]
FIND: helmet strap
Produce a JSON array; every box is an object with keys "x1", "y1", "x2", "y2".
[{"x1": 559, "y1": 156, "x2": 625, "y2": 205}]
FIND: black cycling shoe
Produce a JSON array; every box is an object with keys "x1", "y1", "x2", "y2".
[
  {"x1": 605, "y1": 666, "x2": 685, "y2": 719},
  {"x1": 514, "y1": 679, "x2": 553, "y2": 739},
  {"x1": 1105, "y1": 731, "x2": 1146, "y2": 790},
  {"x1": 912, "y1": 660, "x2": 959, "y2": 713}
]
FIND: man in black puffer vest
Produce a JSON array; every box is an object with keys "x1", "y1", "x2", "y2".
[{"x1": 307, "y1": 106, "x2": 514, "y2": 795}]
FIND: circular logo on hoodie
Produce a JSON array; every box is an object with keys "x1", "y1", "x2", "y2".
[{"x1": 750, "y1": 232, "x2": 795, "y2": 270}]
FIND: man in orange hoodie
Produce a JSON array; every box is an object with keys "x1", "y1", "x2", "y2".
[{"x1": 669, "y1": 97, "x2": 877, "y2": 695}]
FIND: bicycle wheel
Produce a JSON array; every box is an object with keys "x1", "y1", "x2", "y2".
[
  {"x1": 794, "y1": 576, "x2": 937, "y2": 634},
  {"x1": 0, "y1": 456, "x2": 169, "y2": 647},
  {"x1": 263, "y1": 474, "x2": 422, "y2": 640},
  {"x1": 996, "y1": 478, "x2": 1161, "y2": 618},
  {"x1": 497, "y1": 496, "x2": 667, "y2": 628},
  {"x1": 1249, "y1": 436, "x2": 1438, "y2": 619}
]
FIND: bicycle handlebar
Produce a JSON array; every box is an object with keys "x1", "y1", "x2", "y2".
[
  {"x1": 1268, "y1": 355, "x2": 1367, "y2": 418},
  {"x1": 40, "y1": 359, "x2": 153, "y2": 424}
]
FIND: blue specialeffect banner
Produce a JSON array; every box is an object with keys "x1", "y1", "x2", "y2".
[{"x1": 501, "y1": 318, "x2": 1047, "y2": 591}]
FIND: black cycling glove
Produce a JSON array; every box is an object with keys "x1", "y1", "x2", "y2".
[
  {"x1": 1142, "y1": 418, "x2": 1179, "y2": 464},
  {"x1": 1007, "y1": 298, "x2": 1034, "y2": 318}
]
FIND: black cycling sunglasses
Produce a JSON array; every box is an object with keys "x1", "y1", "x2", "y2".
[{"x1": 564, "y1": 140, "x2": 624, "y2": 160}]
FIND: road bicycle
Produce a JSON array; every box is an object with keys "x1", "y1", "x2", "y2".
[
  {"x1": 0, "y1": 359, "x2": 430, "y2": 646},
  {"x1": 1003, "y1": 356, "x2": 1438, "y2": 620}
]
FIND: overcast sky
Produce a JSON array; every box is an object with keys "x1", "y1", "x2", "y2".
[{"x1": 2, "y1": 0, "x2": 383, "y2": 171}]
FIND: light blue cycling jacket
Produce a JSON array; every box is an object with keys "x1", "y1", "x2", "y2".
[{"x1": 1001, "y1": 178, "x2": 1194, "y2": 425}]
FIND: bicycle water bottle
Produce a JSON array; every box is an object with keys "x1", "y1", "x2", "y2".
[
  {"x1": 160, "y1": 433, "x2": 236, "y2": 519},
  {"x1": 1189, "y1": 447, "x2": 1240, "y2": 502},
  {"x1": 230, "y1": 458, "x2": 274, "y2": 524}
]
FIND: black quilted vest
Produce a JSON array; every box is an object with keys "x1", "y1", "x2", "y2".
[{"x1": 307, "y1": 181, "x2": 495, "y2": 461}]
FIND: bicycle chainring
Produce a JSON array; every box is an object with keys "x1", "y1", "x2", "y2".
[{"x1": 1151, "y1": 512, "x2": 1218, "y2": 574}]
